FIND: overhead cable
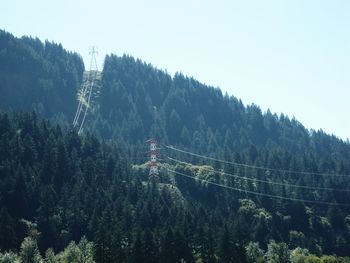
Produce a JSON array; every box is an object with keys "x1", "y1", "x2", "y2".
[
  {"x1": 167, "y1": 157, "x2": 350, "y2": 192},
  {"x1": 166, "y1": 145, "x2": 350, "y2": 177},
  {"x1": 167, "y1": 169, "x2": 350, "y2": 207}
]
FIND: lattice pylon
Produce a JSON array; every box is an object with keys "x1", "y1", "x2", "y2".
[{"x1": 146, "y1": 139, "x2": 159, "y2": 181}]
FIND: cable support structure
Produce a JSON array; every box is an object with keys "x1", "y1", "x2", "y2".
[
  {"x1": 165, "y1": 145, "x2": 350, "y2": 178},
  {"x1": 167, "y1": 169, "x2": 350, "y2": 207}
]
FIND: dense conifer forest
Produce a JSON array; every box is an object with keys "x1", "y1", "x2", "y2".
[{"x1": 1, "y1": 29, "x2": 350, "y2": 262}]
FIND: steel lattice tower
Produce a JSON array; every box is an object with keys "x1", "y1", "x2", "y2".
[{"x1": 146, "y1": 139, "x2": 159, "y2": 181}]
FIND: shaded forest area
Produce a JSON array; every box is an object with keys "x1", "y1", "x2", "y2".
[
  {"x1": 0, "y1": 30, "x2": 84, "y2": 119},
  {"x1": 1, "y1": 30, "x2": 350, "y2": 262}
]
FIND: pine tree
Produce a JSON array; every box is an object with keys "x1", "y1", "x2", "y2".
[{"x1": 19, "y1": 237, "x2": 43, "y2": 263}]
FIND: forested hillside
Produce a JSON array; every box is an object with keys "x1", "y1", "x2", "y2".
[
  {"x1": 1, "y1": 30, "x2": 350, "y2": 262},
  {"x1": 0, "y1": 30, "x2": 84, "y2": 119},
  {"x1": 94, "y1": 54, "x2": 350, "y2": 162},
  {"x1": 1, "y1": 112, "x2": 350, "y2": 262}
]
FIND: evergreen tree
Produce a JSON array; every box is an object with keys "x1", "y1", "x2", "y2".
[
  {"x1": 266, "y1": 240, "x2": 290, "y2": 263},
  {"x1": 19, "y1": 237, "x2": 43, "y2": 263}
]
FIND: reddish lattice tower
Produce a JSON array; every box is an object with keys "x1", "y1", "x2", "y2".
[{"x1": 146, "y1": 139, "x2": 159, "y2": 181}]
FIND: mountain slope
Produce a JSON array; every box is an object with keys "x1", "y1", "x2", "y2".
[
  {"x1": 1, "y1": 30, "x2": 350, "y2": 260},
  {"x1": 0, "y1": 29, "x2": 84, "y2": 119},
  {"x1": 93, "y1": 54, "x2": 350, "y2": 172},
  {"x1": 1, "y1": 111, "x2": 350, "y2": 261}
]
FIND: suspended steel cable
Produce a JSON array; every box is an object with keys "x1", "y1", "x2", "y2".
[
  {"x1": 73, "y1": 81, "x2": 90, "y2": 126},
  {"x1": 167, "y1": 169, "x2": 350, "y2": 207},
  {"x1": 166, "y1": 145, "x2": 350, "y2": 178},
  {"x1": 167, "y1": 156, "x2": 350, "y2": 192},
  {"x1": 73, "y1": 47, "x2": 99, "y2": 133},
  {"x1": 78, "y1": 71, "x2": 95, "y2": 134},
  {"x1": 73, "y1": 76, "x2": 90, "y2": 127},
  {"x1": 72, "y1": 100, "x2": 82, "y2": 126},
  {"x1": 73, "y1": 91, "x2": 83, "y2": 127}
]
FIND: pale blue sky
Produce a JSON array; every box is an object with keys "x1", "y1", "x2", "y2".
[{"x1": 2, "y1": 0, "x2": 350, "y2": 140}]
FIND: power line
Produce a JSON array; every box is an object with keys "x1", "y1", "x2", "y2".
[
  {"x1": 167, "y1": 169, "x2": 350, "y2": 207},
  {"x1": 73, "y1": 75, "x2": 89, "y2": 127},
  {"x1": 78, "y1": 47, "x2": 99, "y2": 134},
  {"x1": 73, "y1": 47, "x2": 100, "y2": 134},
  {"x1": 72, "y1": 89, "x2": 83, "y2": 126},
  {"x1": 166, "y1": 145, "x2": 350, "y2": 178},
  {"x1": 78, "y1": 71, "x2": 96, "y2": 134},
  {"x1": 167, "y1": 157, "x2": 350, "y2": 192}
]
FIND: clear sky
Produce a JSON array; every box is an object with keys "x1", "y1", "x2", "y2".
[{"x1": 3, "y1": 0, "x2": 350, "y2": 140}]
